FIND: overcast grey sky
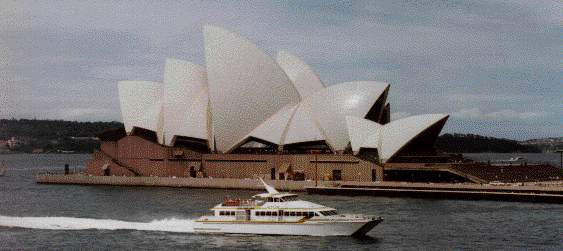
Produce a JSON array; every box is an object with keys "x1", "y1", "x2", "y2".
[{"x1": 1, "y1": 0, "x2": 562, "y2": 140}]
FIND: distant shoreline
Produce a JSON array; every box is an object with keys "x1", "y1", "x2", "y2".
[{"x1": 0, "y1": 152, "x2": 94, "y2": 155}]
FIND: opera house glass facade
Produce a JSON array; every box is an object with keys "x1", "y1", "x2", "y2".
[{"x1": 87, "y1": 25, "x2": 453, "y2": 182}]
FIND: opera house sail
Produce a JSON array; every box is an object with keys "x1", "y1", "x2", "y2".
[{"x1": 89, "y1": 25, "x2": 474, "y2": 183}]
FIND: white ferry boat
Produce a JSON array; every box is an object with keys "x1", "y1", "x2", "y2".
[{"x1": 194, "y1": 179, "x2": 383, "y2": 237}]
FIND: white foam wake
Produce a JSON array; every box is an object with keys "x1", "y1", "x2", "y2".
[{"x1": 0, "y1": 216, "x2": 195, "y2": 232}]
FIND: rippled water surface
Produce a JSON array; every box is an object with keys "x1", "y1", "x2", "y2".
[{"x1": 1, "y1": 154, "x2": 562, "y2": 250}]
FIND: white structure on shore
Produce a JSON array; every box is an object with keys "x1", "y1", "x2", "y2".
[{"x1": 117, "y1": 25, "x2": 449, "y2": 163}]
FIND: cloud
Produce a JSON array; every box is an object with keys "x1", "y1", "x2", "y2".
[
  {"x1": 391, "y1": 112, "x2": 412, "y2": 121},
  {"x1": 87, "y1": 65, "x2": 163, "y2": 82},
  {"x1": 451, "y1": 108, "x2": 482, "y2": 119},
  {"x1": 61, "y1": 108, "x2": 99, "y2": 118},
  {"x1": 60, "y1": 108, "x2": 120, "y2": 121},
  {"x1": 485, "y1": 109, "x2": 550, "y2": 120},
  {"x1": 450, "y1": 108, "x2": 550, "y2": 121},
  {"x1": 444, "y1": 93, "x2": 521, "y2": 102},
  {"x1": 2, "y1": 0, "x2": 562, "y2": 140},
  {"x1": 499, "y1": 0, "x2": 563, "y2": 25}
]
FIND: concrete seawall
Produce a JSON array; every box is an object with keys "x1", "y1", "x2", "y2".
[
  {"x1": 36, "y1": 174, "x2": 325, "y2": 191},
  {"x1": 37, "y1": 174, "x2": 563, "y2": 203},
  {"x1": 307, "y1": 182, "x2": 563, "y2": 203}
]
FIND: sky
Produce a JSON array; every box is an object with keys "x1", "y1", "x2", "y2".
[{"x1": 1, "y1": 0, "x2": 562, "y2": 141}]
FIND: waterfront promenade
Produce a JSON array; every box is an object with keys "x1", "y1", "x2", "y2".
[{"x1": 37, "y1": 173, "x2": 563, "y2": 203}]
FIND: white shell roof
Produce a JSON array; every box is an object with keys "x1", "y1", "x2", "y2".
[
  {"x1": 284, "y1": 81, "x2": 389, "y2": 151},
  {"x1": 242, "y1": 103, "x2": 299, "y2": 146},
  {"x1": 116, "y1": 26, "x2": 449, "y2": 155},
  {"x1": 282, "y1": 101, "x2": 325, "y2": 145},
  {"x1": 245, "y1": 81, "x2": 390, "y2": 150},
  {"x1": 276, "y1": 50, "x2": 325, "y2": 99},
  {"x1": 204, "y1": 25, "x2": 301, "y2": 153},
  {"x1": 346, "y1": 114, "x2": 449, "y2": 162},
  {"x1": 177, "y1": 90, "x2": 211, "y2": 142},
  {"x1": 118, "y1": 81, "x2": 164, "y2": 134},
  {"x1": 161, "y1": 59, "x2": 210, "y2": 145},
  {"x1": 362, "y1": 130, "x2": 382, "y2": 153},
  {"x1": 345, "y1": 116, "x2": 382, "y2": 154},
  {"x1": 134, "y1": 94, "x2": 165, "y2": 139},
  {"x1": 379, "y1": 114, "x2": 449, "y2": 162},
  {"x1": 306, "y1": 81, "x2": 389, "y2": 151}
]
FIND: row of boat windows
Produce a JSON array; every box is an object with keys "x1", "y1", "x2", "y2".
[
  {"x1": 319, "y1": 210, "x2": 338, "y2": 216},
  {"x1": 255, "y1": 211, "x2": 316, "y2": 217},
  {"x1": 219, "y1": 211, "x2": 236, "y2": 216},
  {"x1": 218, "y1": 210, "x2": 339, "y2": 217}
]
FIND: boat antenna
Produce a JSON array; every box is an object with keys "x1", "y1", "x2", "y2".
[{"x1": 258, "y1": 177, "x2": 279, "y2": 194}]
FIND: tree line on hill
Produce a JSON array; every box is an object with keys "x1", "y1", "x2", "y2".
[
  {"x1": 434, "y1": 133, "x2": 541, "y2": 153},
  {"x1": 0, "y1": 119, "x2": 124, "y2": 153},
  {"x1": 1, "y1": 119, "x2": 543, "y2": 154}
]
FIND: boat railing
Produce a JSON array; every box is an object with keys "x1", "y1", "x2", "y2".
[
  {"x1": 221, "y1": 199, "x2": 257, "y2": 208},
  {"x1": 240, "y1": 200, "x2": 258, "y2": 208},
  {"x1": 340, "y1": 214, "x2": 381, "y2": 221}
]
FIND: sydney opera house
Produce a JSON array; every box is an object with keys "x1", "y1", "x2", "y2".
[{"x1": 87, "y1": 26, "x2": 561, "y2": 183}]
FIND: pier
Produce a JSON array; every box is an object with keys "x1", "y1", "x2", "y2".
[
  {"x1": 36, "y1": 173, "x2": 317, "y2": 191},
  {"x1": 306, "y1": 182, "x2": 563, "y2": 203},
  {"x1": 37, "y1": 173, "x2": 563, "y2": 203}
]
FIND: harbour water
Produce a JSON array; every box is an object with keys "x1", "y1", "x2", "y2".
[{"x1": 1, "y1": 154, "x2": 563, "y2": 250}]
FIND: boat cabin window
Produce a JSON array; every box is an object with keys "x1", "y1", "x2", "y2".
[
  {"x1": 320, "y1": 210, "x2": 338, "y2": 216},
  {"x1": 255, "y1": 211, "x2": 279, "y2": 217},
  {"x1": 267, "y1": 197, "x2": 287, "y2": 202},
  {"x1": 283, "y1": 211, "x2": 315, "y2": 217},
  {"x1": 281, "y1": 195, "x2": 298, "y2": 201},
  {"x1": 219, "y1": 211, "x2": 235, "y2": 216},
  {"x1": 266, "y1": 197, "x2": 285, "y2": 203}
]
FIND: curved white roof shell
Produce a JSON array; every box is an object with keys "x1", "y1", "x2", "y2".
[
  {"x1": 276, "y1": 50, "x2": 325, "y2": 99},
  {"x1": 346, "y1": 114, "x2": 449, "y2": 162},
  {"x1": 203, "y1": 25, "x2": 301, "y2": 153},
  {"x1": 241, "y1": 103, "x2": 299, "y2": 147},
  {"x1": 345, "y1": 116, "x2": 382, "y2": 154},
  {"x1": 379, "y1": 114, "x2": 449, "y2": 162},
  {"x1": 118, "y1": 81, "x2": 164, "y2": 134},
  {"x1": 362, "y1": 130, "x2": 382, "y2": 153},
  {"x1": 161, "y1": 59, "x2": 210, "y2": 146},
  {"x1": 311, "y1": 81, "x2": 389, "y2": 151},
  {"x1": 282, "y1": 102, "x2": 325, "y2": 145},
  {"x1": 277, "y1": 81, "x2": 389, "y2": 151},
  {"x1": 116, "y1": 25, "x2": 449, "y2": 157}
]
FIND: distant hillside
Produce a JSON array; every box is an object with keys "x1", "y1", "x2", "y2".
[
  {"x1": 0, "y1": 119, "x2": 123, "y2": 140},
  {"x1": 520, "y1": 137, "x2": 563, "y2": 152},
  {"x1": 435, "y1": 133, "x2": 541, "y2": 153},
  {"x1": 0, "y1": 119, "x2": 124, "y2": 153},
  {"x1": 0, "y1": 119, "x2": 547, "y2": 154}
]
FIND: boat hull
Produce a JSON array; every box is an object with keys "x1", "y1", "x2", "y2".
[{"x1": 193, "y1": 218, "x2": 383, "y2": 236}]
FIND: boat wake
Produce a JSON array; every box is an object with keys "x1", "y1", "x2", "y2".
[{"x1": 0, "y1": 215, "x2": 195, "y2": 232}]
